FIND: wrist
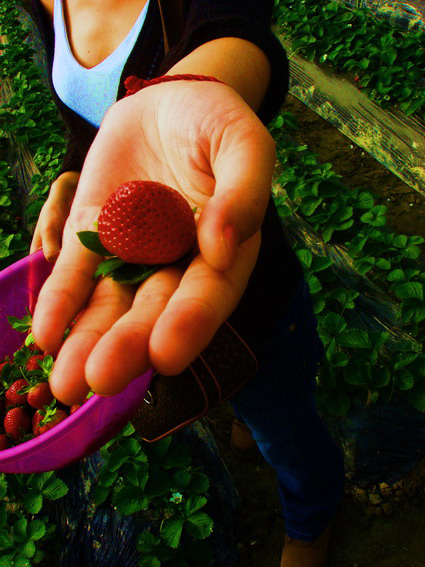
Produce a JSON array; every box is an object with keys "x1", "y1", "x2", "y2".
[{"x1": 124, "y1": 74, "x2": 224, "y2": 98}]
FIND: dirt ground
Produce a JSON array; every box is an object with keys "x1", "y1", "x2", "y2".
[{"x1": 208, "y1": 94, "x2": 425, "y2": 567}]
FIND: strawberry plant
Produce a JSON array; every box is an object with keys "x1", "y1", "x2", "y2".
[
  {"x1": 0, "y1": 0, "x2": 66, "y2": 267},
  {"x1": 273, "y1": 0, "x2": 425, "y2": 120},
  {"x1": 270, "y1": 111, "x2": 425, "y2": 417},
  {"x1": 0, "y1": 312, "x2": 217, "y2": 565}
]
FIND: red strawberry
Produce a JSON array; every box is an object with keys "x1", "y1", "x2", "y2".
[
  {"x1": 32, "y1": 410, "x2": 44, "y2": 437},
  {"x1": 38, "y1": 409, "x2": 68, "y2": 435},
  {"x1": 27, "y1": 382, "x2": 54, "y2": 409},
  {"x1": 26, "y1": 354, "x2": 45, "y2": 371},
  {"x1": 98, "y1": 181, "x2": 197, "y2": 264},
  {"x1": 70, "y1": 404, "x2": 82, "y2": 414},
  {"x1": 4, "y1": 407, "x2": 31, "y2": 441},
  {"x1": 0, "y1": 434, "x2": 9, "y2": 451},
  {"x1": 5, "y1": 379, "x2": 29, "y2": 406}
]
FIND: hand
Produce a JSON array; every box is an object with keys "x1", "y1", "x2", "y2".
[
  {"x1": 30, "y1": 171, "x2": 80, "y2": 262},
  {"x1": 31, "y1": 81, "x2": 275, "y2": 405}
]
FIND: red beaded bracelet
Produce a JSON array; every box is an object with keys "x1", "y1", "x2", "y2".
[{"x1": 123, "y1": 73, "x2": 224, "y2": 97}]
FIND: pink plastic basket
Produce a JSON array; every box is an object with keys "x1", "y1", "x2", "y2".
[{"x1": 0, "y1": 250, "x2": 153, "y2": 473}]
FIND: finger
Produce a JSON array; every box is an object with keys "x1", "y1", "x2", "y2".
[
  {"x1": 197, "y1": 113, "x2": 275, "y2": 271},
  {"x1": 30, "y1": 224, "x2": 42, "y2": 255},
  {"x1": 32, "y1": 209, "x2": 102, "y2": 354},
  {"x1": 48, "y1": 277, "x2": 135, "y2": 405},
  {"x1": 149, "y1": 232, "x2": 261, "y2": 375},
  {"x1": 84, "y1": 266, "x2": 183, "y2": 396},
  {"x1": 40, "y1": 221, "x2": 63, "y2": 263}
]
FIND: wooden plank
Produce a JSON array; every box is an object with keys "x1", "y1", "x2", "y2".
[{"x1": 277, "y1": 34, "x2": 425, "y2": 196}]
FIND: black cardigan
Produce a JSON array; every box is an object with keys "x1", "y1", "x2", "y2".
[{"x1": 30, "y1": 0, "x2": 303, "y2": 337}]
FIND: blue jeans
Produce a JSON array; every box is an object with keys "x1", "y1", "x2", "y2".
[{"x1": 230, "y1": 280, "x2": 345, "y2": 542}]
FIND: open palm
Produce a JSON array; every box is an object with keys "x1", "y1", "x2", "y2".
[{"x1": 32, "y1": 80, "x2": 276, "y2": 405}]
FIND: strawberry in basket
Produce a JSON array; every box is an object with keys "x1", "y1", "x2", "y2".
[{"x1": 0, "y1": 313, "x2": 89, "y2": 450}]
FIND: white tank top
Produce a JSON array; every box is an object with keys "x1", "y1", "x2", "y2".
[{"x1": 52, "y1": 0, "x2": 149, "y2": 128}]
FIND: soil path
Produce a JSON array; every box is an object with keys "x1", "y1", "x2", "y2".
[{"x1": 209, "y1": 94, "x2": 425, "y2": 567}]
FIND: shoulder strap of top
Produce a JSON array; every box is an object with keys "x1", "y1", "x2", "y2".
[{"x1": 157, "y1": 0, "x2": 184, "y2": 54}]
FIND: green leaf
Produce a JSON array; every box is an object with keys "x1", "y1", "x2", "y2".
[
  {"x1": 115, "y1": 486, "x2": 149, "y2": 515},
  {"x1": 110, "y1": 264, "x2": 160, "y2": 285},
  {"x1": 394, "y1": 282, "x2": 423, "y2": 300},
  {"x1": 312, "y1": 297, "x2": 326, "y2": 315},
  {"x1": 372, "y1": 367, "x2": 390, "y2": 388},
  {"x1": 145, "y1": 470, "x2": 172, "y2": 497},
  {"x1": 184, "y1": 512, "x2": 214, "y2": 540},
  {"x1": 344, "y1": 364, "x2": 369, "y2": 386},
  {"x1": 310, "y1": 256, "x2": 333, "y2": 273},
  {"x1": 396, "y1": 370, "x2": 414, "y2": 391},
  {"x1": 22, "y1": 540, "x2": 36, "y2": 559},
  {"x1": 91, "y1": 485, "x2": 110, "y2": 507},
  {"x1": 300, "y1": 196, "x2": 322, "y2": 216},
  {"x1": 387, "y1": 269, "x2": 405, "y2": 282},
  {"x1": 394, "y1": 353, "x2": 418, "y2": 370},
  {"x1": 355, "y1": 192, "x2": 374, "y2": 209},
  {"x1": 0, "y1": 477, "x2": 7, "y2": 500},
  {"x1": 138, "y1": 531, "x2": 161, "y2": 554},
  {"x1": 189, "y1": 472, "x2": 209, "y2": 494},
  {"x1": 306, "y1": 274, "x2": 322, "y2": 295},
  {"x1": 318, "y1": 312, "x2": 347, "y2": 342},
  {"x1": 94, "y1": 257, "x2": 126, "y2": 278},
  {"x1": 108, "y1": 446, "x2": 130, "y2": 471},
  {"x1": 27, "y1": 520, "x2": 47, "y2": 542},
  {"x1": 161, "y1": 516, "x2": 184, "y2": 549},
  {"x1": 139, "y1": 555, "x2": 161, "y2": 567},
  {"x1": 326, "y1": 351, "x2": 349, "y2": 367},
  {"x1": 173, "y1": 470, "x2": 192, "y2": 490},
  {"x1": 330, "y1": 288, "x2": 359, "y2": 309},
  {"x1": 401, "y1": 299, "x2": 425, "y2": 323},
  {"x1": 382, "y1": 47, "x2": 397, "y2": 66},
  {"x1": 23, "y1": 491, "x2": 43, "y2": 514},
  {"x1": 375, "y1": 258, "x2": 391, "y2": 270},
  {"x1": 0, "y1": 502, "x2": 7, "y2": 530},
  {"x1": 13, "y1": 557, "x2": 31, "y2": 567},
  {"x1": 0, "y1": 529, "x2": 14, "y2": 549},
  {"x1": 393, "y1": 234, "x2": 407, "y2": 248},
  {"x1": 408, "y1": 381, "x2": 425, "y2": 411},
  {"x1": 7, "y1": 313, "x2": 32, "y2": 333},
  {"x1": 295, "y1": 249, "x2": 312, "y2": 269},
  {"x1": 76, "y1": 230, "x2": 111, "y2": 256},
  {"x1": 354, "y1": 256, "x2": 375, "y2": 274},
  {"x1": 13, "y1": 518, "x2": 28, "y2": 543},
  {"x1": 183, "y1": 496, "x2": 208, "y2": 518},
  {"x1": 337, "y1": 329, "x2": 371, "y2": 349},
  {"x1": 42, "y1": 477, "x2": 69, "y2": 500},
  {"x1": 360, "y1": 206, "x2": 387, "y2": 227}
]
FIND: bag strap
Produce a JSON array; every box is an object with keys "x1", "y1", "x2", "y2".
[{"x1": 157, "y1": 0, "x2": 184, "y2": 54}]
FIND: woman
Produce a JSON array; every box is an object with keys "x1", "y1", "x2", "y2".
[{"x1": 30, "y1": 1, "x2": 345, "y2": 565}]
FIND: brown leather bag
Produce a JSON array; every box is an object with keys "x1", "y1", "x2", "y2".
[{"x1": 132, "y1": 321, "x2": 258, "y2": 442}]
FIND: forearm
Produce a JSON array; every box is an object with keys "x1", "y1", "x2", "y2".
[{"x1": 166, "y1": 37, "x2": 271, "y2": 112}]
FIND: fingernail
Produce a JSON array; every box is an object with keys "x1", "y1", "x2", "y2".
[{"x1": 222, "y1": 223, "x2": 239, "y2": 267}]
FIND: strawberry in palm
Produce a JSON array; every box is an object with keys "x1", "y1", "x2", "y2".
[
  {"x1": 77, "y1": 181, "x2": 197, "y2": 284},
  {"x1": 98, "y1": 180, "x2": 197, "y2": 264}
]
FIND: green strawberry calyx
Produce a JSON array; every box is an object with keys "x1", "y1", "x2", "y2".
[{"x1": 77, "y1": 229, "x2": 166, "y2": 285}]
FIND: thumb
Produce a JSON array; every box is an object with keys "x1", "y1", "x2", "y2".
[{"x1": 197, "y1": 117, "x2": 276, "y2": 271}]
